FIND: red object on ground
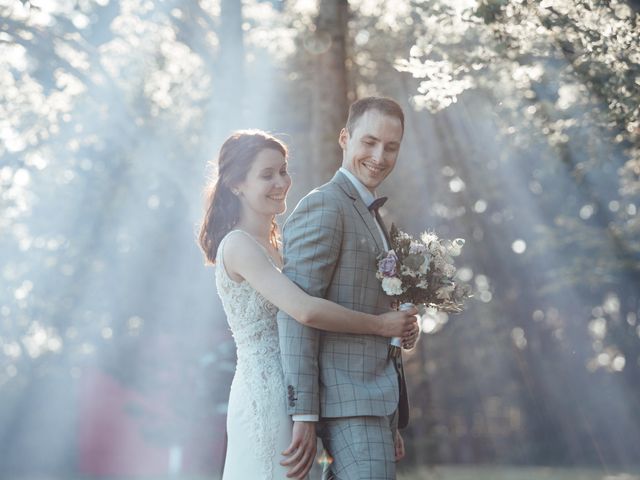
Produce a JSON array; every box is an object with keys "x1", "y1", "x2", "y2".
[{"x1": 77, "y1": 366, "x2": 225, "y2": 476}]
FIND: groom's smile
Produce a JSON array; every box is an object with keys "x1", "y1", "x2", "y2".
[
  {"x1": 339, "y1": 109, "x2": 403, "y2": 192},
  {"x1": 363, "y1": 161, "x2": 386, "y2": 176}
]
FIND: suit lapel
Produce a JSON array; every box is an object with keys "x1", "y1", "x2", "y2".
[{"x1": 331, "y1": 171, "x2": 386, "y2": 252}]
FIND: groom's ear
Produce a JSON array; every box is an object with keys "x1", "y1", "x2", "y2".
[{"x1": 338, "y1": 128, "x2": 348, "y2": 150}]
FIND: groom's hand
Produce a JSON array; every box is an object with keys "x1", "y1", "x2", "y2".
[
  {"x1": 378, "y1": 307, "x2": 418, "y2": 338},
  {"x1": 281, "y1": 420, "x2": 317, "y2": 479}
]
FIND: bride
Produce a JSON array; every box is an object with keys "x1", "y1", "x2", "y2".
[{"x1": 198, "y1": 130, "x2": 418, "y2": 479}]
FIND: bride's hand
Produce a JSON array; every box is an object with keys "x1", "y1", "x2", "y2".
[
  {"x1": 281, "y1": 421, "x2": 316, "y2": 479},
  {"x1": 377, "y1": 307, "x2": 418, "y2": 338}
]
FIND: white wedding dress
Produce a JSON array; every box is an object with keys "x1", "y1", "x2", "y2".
[{"x1": 215, "y1": 230, "x2": 297, "y2": 480}]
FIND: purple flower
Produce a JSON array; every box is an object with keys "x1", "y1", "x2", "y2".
[{"x1": 378, "y1": 250, "x2": 398, "y2": 277}]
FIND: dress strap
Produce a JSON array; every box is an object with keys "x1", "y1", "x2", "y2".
[
  {"x1": 217, "y1": 230, "x2": 240, "y2": 265},
  {"x1": 226, "y1": 229, "x2": 281, "y2": 270},
  {"x1": 215, "y1": 231, "x2": 242, "y2": 284}
]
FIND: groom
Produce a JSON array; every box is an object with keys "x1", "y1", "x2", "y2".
[{"x1": 277, "y1": 97, "x2": 415, "y2": 479}]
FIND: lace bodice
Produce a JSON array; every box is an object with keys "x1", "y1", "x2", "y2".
[{"x1": 215, "y1": 230, "x2": 285, "y2": 479}]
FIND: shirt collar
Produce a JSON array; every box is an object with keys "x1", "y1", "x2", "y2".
[{"x1": 338, "y1": 167, "x2": 376, "y2": 207}]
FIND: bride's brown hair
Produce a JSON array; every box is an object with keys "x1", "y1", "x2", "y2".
[{"x1": 198, "y1": 130, "x2": 288, "y2": 265}]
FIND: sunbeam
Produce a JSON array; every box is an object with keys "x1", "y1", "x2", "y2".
[{"x1": 1, "y1": 1, "x2": 639, "y2": 479}]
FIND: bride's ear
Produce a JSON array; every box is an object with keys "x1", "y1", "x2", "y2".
[{"x1": 230, "y1": 180, "x2": 245, "y2": 197}]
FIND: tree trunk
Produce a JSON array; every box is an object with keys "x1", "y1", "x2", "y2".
[
  {"x1": 217, "y1": 0, "x2": 245, "y2": 131},
  {"x1": 309, "y1": 0, "x2": 349, "y2": 187}
]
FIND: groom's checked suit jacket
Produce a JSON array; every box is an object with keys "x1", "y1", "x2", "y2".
[{"x1": 277, "y1": 170, "x2": 408, "y2": 423}]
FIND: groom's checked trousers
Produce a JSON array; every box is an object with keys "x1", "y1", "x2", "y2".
[{"x1": 319, "y1": 410, "x2": 398, "y2": 480}]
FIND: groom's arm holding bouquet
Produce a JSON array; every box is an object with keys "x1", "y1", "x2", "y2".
[{"x1": 277, "y1": 189, "x2": 343, "y2": 477}]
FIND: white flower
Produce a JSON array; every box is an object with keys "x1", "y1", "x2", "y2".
[
  {"x1": 382, "y1": 277, "x2": 403, "y2": 296},
  {"x1": 436, "y1": 285, "x2": 455, "y2": 301},
  {"x1": 434, "y1": 257, "x2": 447, "y2": 272},
  {"x1": 428, "y1": 241, "x2": 445, "y2": 257},
  {"x1": 409, "y1": 241, "x2": 427, "y2": 255},
  {"x1": 417, "y1": 278, "x2": 428, "y2": 289},
  {"x1": 421, "y1": 232, "x2": 439, "y2": 245},
  {"x1": 446, "y1": 238, "x2": 465, "y2": 257},
  {"x1": 443, "y1": 264, "x2": 456, "y2": 277}
]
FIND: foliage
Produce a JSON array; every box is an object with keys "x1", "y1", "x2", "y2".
[
  {"x1": 346, "y1": 0, "x2": 640, "y2": 466},
  {"x1": 2, "y1": 0, "x2": 640, "y2": 473},
  {"x1": 396, "y1": 0, "x2": 640, "y2": 284},
  {"x1": 0, "y1": 0, "x2": 230, "y2": 467}
]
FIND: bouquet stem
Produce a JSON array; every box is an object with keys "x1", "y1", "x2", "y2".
[
  {"x1": 388, "y1": 302, "x2": 414, "y2": 360},
  {"x1": 388, "y1": 342, "x2": 402, "y2": 360}
]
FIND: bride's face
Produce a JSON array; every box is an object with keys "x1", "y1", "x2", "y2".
[{"x1": 235, "y1": 148, "x2": 291, "y2": 217}]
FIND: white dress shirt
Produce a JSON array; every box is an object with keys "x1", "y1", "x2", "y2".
[{"x1": 338, "y1": 167, "x2": 390, "y2": 251}]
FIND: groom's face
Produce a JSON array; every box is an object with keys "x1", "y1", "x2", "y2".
[{"x1": 339, "y1": 109, "x2": 403, "y2": 192}]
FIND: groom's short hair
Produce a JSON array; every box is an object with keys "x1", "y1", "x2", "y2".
[{"x1": 345, "y1": 97, "x2": 405, "y2": 136}]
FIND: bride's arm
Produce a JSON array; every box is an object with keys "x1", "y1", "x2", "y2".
[{"x1": 223, "y1": 233, "x2": 417, "y2": 337}]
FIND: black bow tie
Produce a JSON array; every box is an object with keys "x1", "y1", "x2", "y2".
[{"x1": 368, "y1": 196, "x2": 388, "y2": 213}]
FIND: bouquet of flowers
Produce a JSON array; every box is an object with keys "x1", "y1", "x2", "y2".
[{"x1": 377, "y1": 224, "x2": 472, "y2": 356}]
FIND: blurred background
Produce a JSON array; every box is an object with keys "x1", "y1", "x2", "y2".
[{"x1": 1, "y1": 0, "x2": 639, "y2": 479}]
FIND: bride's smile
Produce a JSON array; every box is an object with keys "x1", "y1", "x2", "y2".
[{"x1": 235, "y1": 148, "x2": 292, "y2": 217}]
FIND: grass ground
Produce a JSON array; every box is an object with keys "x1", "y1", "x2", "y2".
[
  {"x1": 397, "y1": 466, "x2": 640, "y2": 480},
  {"x1": 13, "y1": 466, "x2": 640, "y2": 480},
  {"x1": 9, "y1": 467, "x2": 640, "y2": 480}
]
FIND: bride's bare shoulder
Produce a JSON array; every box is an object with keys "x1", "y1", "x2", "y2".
[{"x1": 222, "y1": 230, "x2": 270, "y2": 275}]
